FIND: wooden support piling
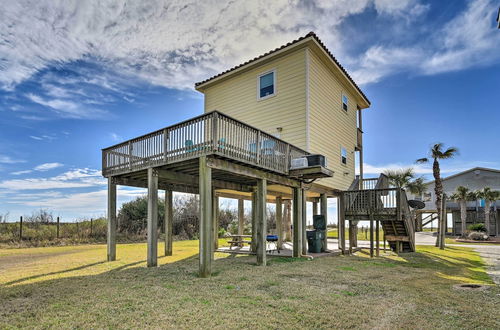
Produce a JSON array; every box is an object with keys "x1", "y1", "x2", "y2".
[
  {"x1": 312, "y1": 201, "x2": 318, "y2": 216},
  {"x1": 238, "y1": 198, "x2": 244, "y2": 236},
  {"x1": 251, "y1": 191, "x2": 257, "y2": 253},
  {"x1": 292, "y1": 187, "x2": 303, "y2": 257},
  {"x1": 255, "y1": 179, "x2": 267, "y2": 266},
  {"x1": 107, "y1": 177, "x2": 117, "y2": 261},
  {"x1": 376, "y1": 219, "x2": 380, "y2": 257},
  {"x1": 56, "y1": 216, "x2": 60, "y2": 239},
  {"x1": 338, "y1": 194, "x2": 346, "y2": 254},
  {"x1": 348, "y1": 221, "x2": 355, "y2": 254},
  {"x1": 320, "y1": 193, "x2": 328, "y2": 251},
  {"x1": 147, "y1": 168, "x2": 159, "y2": 267},
  {"x1": 369, "y1": 214, "x2": 374, "y2": 258},
  {"x1": 164, "y1": 190, "x2": 173, "y2": 256},
  {"x1": 199, "y1": 156, "x2": 213, "y2": 278},
  {"x1": 19, "y1": 216, "x2": 23, "y2": 240},
  {"x1": 301, "y1": 190, "x2": 307, "y2": 256},
  {"x1": 213, "y1": 193, "x2": 219, "y2": 251},
  {"x1": 275, "y1": 196, "x2": 283, "y2": 250}
]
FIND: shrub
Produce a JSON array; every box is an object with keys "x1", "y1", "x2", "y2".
[
  {"x1": 467, "y1": 231, "x2": 488, "y2": 241},
  {"x1": 468, "y1": 223, "x2": 486, "y2": 232}
]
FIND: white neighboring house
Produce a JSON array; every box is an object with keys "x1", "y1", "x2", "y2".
[{"x1": 408, "y1": 167, "x2": 500, "y2": 236}]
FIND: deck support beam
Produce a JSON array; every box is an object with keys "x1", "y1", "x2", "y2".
[
  {"x1": 376, "y1": 219, "x2": 380, "y2": 257},
  {"x1": 338, "y1": 194, "x2": 346, "y2": 254},
  {"x1": 238, "y1": 198, "x2": 245, "y2": 236},
  {"x1": 107, "y1": 177, "x2": 117, "y2": 261},
  {"x1": 147, "y1": 168, "x2": 159, "y2": 267},
  {"x1": 292, "y1": 187, "x2": 304, "y2": 257},
  {"x1": 164, "y1": 190, "x2": 173, "y2": 256},
  {"x1": 276, "y1": 196, "x2": 283, "y2": 250},
  {"x1": 199, "y1": 156, "x2": 213, "y2": 278},
  {"x1": 320, "y1": 193, "x2": 328, "y2": 251},
  {"x1": 255, "y1": 179, "x2": 267, "y2": 266}
]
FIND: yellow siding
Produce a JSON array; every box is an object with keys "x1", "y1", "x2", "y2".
[
  {"x1": 203, "y1": 49, "x2": 307, "y2": 149},
  {"x1": 308, "y1": 49, "x2": 358, "y2": 190}
]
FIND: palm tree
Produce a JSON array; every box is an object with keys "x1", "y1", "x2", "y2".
[
  {"x1": 416, "y1": 143, "x2": 458, "y2": 249},
  {"x1": 384, "y1": 168, "x2": 415, "y2": 189},
  {"x1": 450, "y1": 186, "x2": 471, "y2": 237},
  {"x1": 477, "y1": 187, "x2": 500, "y2": 236},
  {"x1": 407, "y1": 177, "x2": 427, "y2": 197}
]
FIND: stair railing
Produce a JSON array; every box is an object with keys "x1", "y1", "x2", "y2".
[{"x1": 398, "y1": 189, "x2": 416, "y2": 251}]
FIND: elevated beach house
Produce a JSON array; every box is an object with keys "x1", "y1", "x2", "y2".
[
  {"x1": 102, "y1": 33, "x2": 415, "y2": 277},
  {"x1": 409, "y1": 167, "x2": 500, "y2": 236}
]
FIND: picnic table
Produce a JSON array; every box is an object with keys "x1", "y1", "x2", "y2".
[
  {"x1": 225, "y1": 235, "x2": 281, "y2": 253},
  {"x1": 226, "y1": 235, "x2": 252, "y2": 249}
]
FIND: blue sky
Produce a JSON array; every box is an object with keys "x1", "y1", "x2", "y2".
[{"x1": 0, "y1": 0, "x2": 499, "y2": 221}]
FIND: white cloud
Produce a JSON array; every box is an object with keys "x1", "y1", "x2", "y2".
[
  {"x1": 34, "y1": 162, "x2": 64, "y2": 171},
  {"x1": 0, "y1": 0, "x2": 497, "y2": 95},
  {"x1": 25, "y1": 93, "x2": 108, "y2": 119},
  {"x1": 110, "y1": 133, "x2": 122, "y2": 142},
  {"x1": 29, "y1": 134, "x2": 56, "y2": 141},
  {"x1": 0, "y1": 0, "x2": 455, "y2": 93},
  {"x1": 352, "y1": 0, "x2": 500, "y2": 84},
  {"x1": 0, "y1": 155, "x2": 25, "y2": 164},
  {"x1": 10, "y1": 170, "x2": 33, "y2": 175},
  {"x1": 0, "y1": 168, "x2": 105, "y2": 190},
  {"x1": 361, "y1": 161, "x2": 500, "y2": 179}
]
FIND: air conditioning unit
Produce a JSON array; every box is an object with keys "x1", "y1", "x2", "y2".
[
  {"x1": 305, "y1": 154, "x2": 327, "y2": 167},
  {"x1": 290, "y1": 154, "x2": 327, "y2": 169},
  {"x1": 290, "y1": 157, "x2": 308, "y2": 169}
]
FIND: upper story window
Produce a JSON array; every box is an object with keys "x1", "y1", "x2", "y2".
[
  {"x1": 342, "y1": 94, "x2": 348, "y2": 111},
  {"x1": 423, "y1": 192, "x2": 431, "y2": 202},
  {"x1": 341, "y1": 147, "x2": 347, "y2": 165},
  {"x1": 259, "y1": 71, "x2": 275, "y2": 99}
]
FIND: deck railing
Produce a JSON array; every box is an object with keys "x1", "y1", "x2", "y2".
[
  {"x1": 102, "y1": 111, "x2": 309, "y2": 177},
  {"x1": 344, "y1": 188, "x2": 398, "y2": 215}
]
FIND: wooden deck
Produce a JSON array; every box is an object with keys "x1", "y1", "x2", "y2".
[{"x1": 102, "y1": 111, "x2": 314, "y2": 179}]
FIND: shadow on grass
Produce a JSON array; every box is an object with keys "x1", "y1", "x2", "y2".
[{"x1": 3, "y1": 260, "x2": 107, "y2": 286}]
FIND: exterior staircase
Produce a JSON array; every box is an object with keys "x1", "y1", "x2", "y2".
[{"x1": 343, "y1": 174, "x2": 416, "y2": 253}]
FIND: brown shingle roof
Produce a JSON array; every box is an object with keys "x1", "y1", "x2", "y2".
[{"x1": 195, "y1": 32, "x2": 370, "y2": 105}]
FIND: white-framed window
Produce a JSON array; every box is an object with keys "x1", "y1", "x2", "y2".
[
  {"x1": 342, "y1": 94, "x2": 348, "y2": 111},
  {"x1": 258, "y1": 70, "x2": 275, "y2": 99},
  {"x1": 423, "y1": 192, "x2": 431, "y2": 202},
  {"x1": 341, "y1": 147, "x2": 347, "y2": 165}
]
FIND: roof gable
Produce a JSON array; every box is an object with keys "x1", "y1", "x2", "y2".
[
  {"x1": 426, "y1": 167, "x2": 500, "y2": 185},
  {"x1": 195, "y1": 32, "x2": 370, "y2": 107}
]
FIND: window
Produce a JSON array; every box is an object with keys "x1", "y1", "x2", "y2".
[
  {"x1": 341, "y1": 147, "x2": 347, "y2": 165},
  {"x1": 342, "y1": 94, "x2": 348, "y2": 111},
  {"x1": 259, "y1": 71, "x2": 275, "y2": 99},
  {"x1": 423, "y1": 192, "x2": 431, "y2": 202}
]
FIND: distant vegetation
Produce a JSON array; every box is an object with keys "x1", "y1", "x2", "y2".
[{"x1": 0, "y1": 195, "x2": 262, "y2": 247}]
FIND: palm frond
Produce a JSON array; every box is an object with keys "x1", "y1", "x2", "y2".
[
  {"x1": 452, "y1": 186, "x2": 469, "y2": 201},
  {"x1": 439, "y1": 147, "x2": 459, "y2": 159},
  {"x1": 415, "y1": 157, "x2": 428, "y2": 164}
]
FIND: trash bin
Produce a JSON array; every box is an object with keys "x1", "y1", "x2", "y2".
[
  {"x1": 313, "y1": 215, "x2": 327, "y2": 252},
  {"x1": 307, "y1": 230, "x2": 323, "y2": 253}
]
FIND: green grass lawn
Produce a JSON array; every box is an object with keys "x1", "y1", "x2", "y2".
[{"x1": 1, "y1": 241, "x2": 498, "y2": 329}]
